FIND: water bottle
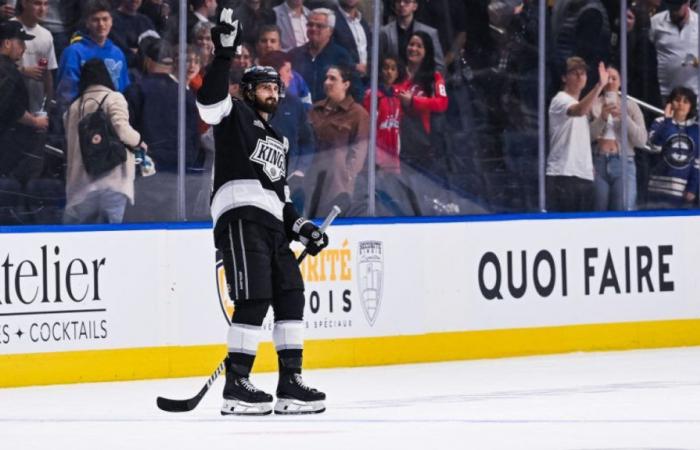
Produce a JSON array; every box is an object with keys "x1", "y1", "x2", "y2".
[{"x1": 133, "y1": 147, "x2": 156, "y2": 177}]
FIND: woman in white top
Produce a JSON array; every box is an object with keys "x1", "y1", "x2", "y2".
[{"x1": 589, "y1": 66, "x2": 648, "y2": 211}]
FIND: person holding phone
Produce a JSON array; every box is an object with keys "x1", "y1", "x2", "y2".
[
  {"x1": 589, "y1": 65, "x2": 648, "y2": 211},
  {"x1": 645, "y1": 85, "x2": 700, "y2": 209}
]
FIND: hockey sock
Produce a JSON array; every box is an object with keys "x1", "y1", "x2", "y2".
[
  {"x1": 227, "y1": 299, "x2": 270, "y2": 377},
  {"x1": 273, "y1": 320, "x2": 304, "y2": 376}
]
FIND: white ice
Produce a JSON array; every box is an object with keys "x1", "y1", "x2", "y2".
[{"x1": 2, "y1": 347, "x2": 700, "y2": 450}]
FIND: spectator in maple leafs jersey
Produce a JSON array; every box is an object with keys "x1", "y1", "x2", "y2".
[{"x1": 196, "y1": 5, "x2": 329, "y2": 416}]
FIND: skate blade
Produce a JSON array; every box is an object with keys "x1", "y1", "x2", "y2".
[
  {"x1": 274, "y1": 398, "x2": 326, "y2": 415},
  {"x1": 221, "y1": 399, "x2": 272, "y2": 416}
]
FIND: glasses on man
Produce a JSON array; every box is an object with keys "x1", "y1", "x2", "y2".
[{"x1": 395, "y1": 0, "x2": 416, "y2": 4}]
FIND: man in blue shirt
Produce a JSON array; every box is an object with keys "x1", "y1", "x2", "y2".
[
  {"x1": 56, "y1": 0, "x2": 130, "y2": 109},
  {"x1": 288, "y1": 8, "x2": 361, "y2": 102}
]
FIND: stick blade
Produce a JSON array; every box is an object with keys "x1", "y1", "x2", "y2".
[{"x1": 156, "y1": 394, "x2": 202, "y2": 413}]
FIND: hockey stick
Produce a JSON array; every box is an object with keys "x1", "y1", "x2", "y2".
[{"x1": 156, "y1": 205, "x2": 342, "y2": 413}]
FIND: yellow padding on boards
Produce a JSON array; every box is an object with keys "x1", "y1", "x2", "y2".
[{"x1": 2, "y1": 318, "x2": 700, "y2": 388}]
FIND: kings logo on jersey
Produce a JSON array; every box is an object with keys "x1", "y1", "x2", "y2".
[
  {"x1": 357, "y1": 241, "x2": 383, "y2": 326},
  {"x1": 250, "y1": 136, "x2": 288, "y2": 182},
  {"x1": 215, "y1": 252, "x2": 234, "y2": 325}
]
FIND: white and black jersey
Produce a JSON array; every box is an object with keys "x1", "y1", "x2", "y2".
[{"x1": 197, "y1": 57, "x2": 301, "y2": 241}]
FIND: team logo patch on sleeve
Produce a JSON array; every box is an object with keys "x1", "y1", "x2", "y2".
[{"x1": 250, "y1": 136, "x2": 288, "y2": 181}]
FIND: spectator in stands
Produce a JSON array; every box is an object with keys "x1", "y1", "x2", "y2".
[
  {"x1": 395, "y1": 30, "x2": 448, "y2": 215},
  {"x1": 628, "y1": 0, "x2": 663, "y2": 111},
  {"x1": 305, "y1": 65, "x2": 369, "y2": 218},
  {"x1": 182, "y1": 45, "x2": 203, "y2": 90},
  {"x1": 649, "y1": 0, "x2": 698, "y2": 98},
  {"x1": 56, "y1": 0, "x2": 130, "y2": 110},
  {"x1": 1, "y1": 0, "x2": 15, "y2": 19},
  {"x1": 332, "y1": 0, "x2": 370, "y2": 78},
  {"x1": 140, "y1": 0, "x2": 172, "y2": 38},
  {"x1": 63, "y1": 59, "x2": 142, "y2": 224},
  {"x1": 110, "y1": 0, "x2": 159, "y2": 68},
  {"x1": 365, "y1": 55, "x2": 404, "y2": 175},
  {"x1": 187, "y1": 0, "x2": 217, "y2": 39},
  {"x1": 7, "y1": 0, "x2": 57, "y2": 183},
  {"x1": 37, "y1": 0, "x2": 80, "y2": 60},
  {"x1": 192, "y1": 20, "x2": 214, "y2": 68},
  {"x1": 124, "y1": 38, "x2": 198, "y2": 221},
  {"x1": 232, "y1": 41, "x2": 253, "y2": 70},
  {"x1": 357, "y1": 54, "x2": 415, "y2": 216},
  {"x1": 14, "y1": 0, "x2": 56, "y2": 111},
  {"x1": 273, "y1": 0, "x2": 310, "y2": 52},
  {"x1": 546, "y1": 57, "x2": 609, "y2": 213},
  {"x1": 255, "y1": 25, "x2": 312, "y2": 106},
  {"x1": 254, "y1": 24, "x2": 281, "y2": 61},
  {"x1": 589, "y1": 65, "x2": 648, "y2": 211},
  {"x1": 0, "y1": 20, "x2": 48, "y2": 190},
  {"x1": 260, "y1": 50, "x2": 315, "y2": 213},
  {"x1": 551, "y1": 0, "x2": 611, "y2": 93},
  {"x1": 234, "y1": 0, "x2": 276, "y2": 47},
  {"x1": 288, "y1": 8, "x2": 359, "y2": 102},
  {"x1": 414, "y1": 0, "x2": 466, "y2": 69},
  {"x1": 645, "y1": 86, "x2": 699, "y2": 209},
  {"x1": 379, "y1": 0, "x2": 444, "y2": 73}
]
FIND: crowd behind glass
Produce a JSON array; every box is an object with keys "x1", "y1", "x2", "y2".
[{"x1": 0, "y1": 0, "x2": 698, "y2": 224}]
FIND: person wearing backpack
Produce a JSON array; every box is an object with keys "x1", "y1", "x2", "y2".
[{"x1": 63, "y1": 58, "x2": 144, "y2": 224}]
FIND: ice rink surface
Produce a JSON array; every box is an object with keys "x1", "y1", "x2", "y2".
[{"x1": 2, "y1": 346, "x2": 700, "y2": 450}]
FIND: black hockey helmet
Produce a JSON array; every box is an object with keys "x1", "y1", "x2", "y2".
[{"x1": 240, "y1": 65, "x2": 285, "y2": 100}]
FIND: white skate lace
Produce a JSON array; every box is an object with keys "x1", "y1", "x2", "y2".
[
  {"x1": 293, "y1": 374, "x2": 315, "y2": 392},
  {"x1": 238, "y1": 377, "x2": 259, "y2": 392}
]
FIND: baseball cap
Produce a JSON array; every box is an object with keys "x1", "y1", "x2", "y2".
[
  {"x1": 0, "y1": 21, "x2": 35, "y2": 41},
  {"x1": 144, "y1": 38, "x2": 174, "y2": 65}
]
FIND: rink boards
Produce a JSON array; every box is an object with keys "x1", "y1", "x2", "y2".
[{"x1": 1, "y1": 214, "x2": 700, "y2": 387}]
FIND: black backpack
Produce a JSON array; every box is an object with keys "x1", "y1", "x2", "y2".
[{"x1": 77, "y1": 93, "x2": 127, "y2": 178}]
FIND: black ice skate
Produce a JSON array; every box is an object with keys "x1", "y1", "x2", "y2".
[
  {"x1": 221, "y1": 373, "x2": 273, "y2": 416},
  {"x1": 274, "y1": 373, "x2": 326, "y2": 415}
]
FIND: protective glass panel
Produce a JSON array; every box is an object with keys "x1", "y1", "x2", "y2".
[
  {"x1": 361, "y1": 0, "x2": 541, "y2": 217},
  {"x1": 628, "y1": 0, "x2": 700, "y2": 211}
]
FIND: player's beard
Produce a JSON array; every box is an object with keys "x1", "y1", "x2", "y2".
[{"x1": 255, "y1": 96, "x2": 278, "y2": 114}]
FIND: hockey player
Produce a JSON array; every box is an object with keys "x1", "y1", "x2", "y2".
[{"x1": 196, "y1": 6, "x2": 329, "y2": 416}]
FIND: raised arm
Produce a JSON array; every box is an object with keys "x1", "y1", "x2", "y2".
[{"x1": 196, "y1": 6, "x2": 242, "y2": 125}]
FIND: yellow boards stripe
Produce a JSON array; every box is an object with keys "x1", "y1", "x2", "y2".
[{"x1": 2, "y1": 319, "x2": 700, "y2": 388}]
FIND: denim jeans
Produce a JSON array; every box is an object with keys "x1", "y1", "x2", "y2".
[
  {"x1": 63, "y1": 189, "x2": 128, "y2": 224},
  {"x1": 593, "y1": 154, "x2": 637, "y2": 211}
]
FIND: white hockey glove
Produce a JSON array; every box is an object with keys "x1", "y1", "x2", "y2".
[{"x1": 211, "y1": 6, "x2": 241, "y2": 59}]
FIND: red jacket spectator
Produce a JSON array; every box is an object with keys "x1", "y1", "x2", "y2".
[
  {"x1": 363, "y1": 84, "x2": 402, "y2": 173},
  {"x1": 395, "y1": 70, "x2": 447, "y2": 134}
]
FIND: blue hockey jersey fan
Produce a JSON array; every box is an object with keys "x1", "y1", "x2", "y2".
[{"x1": 647, "y1": 116, "x2": 700, "y2": 207}]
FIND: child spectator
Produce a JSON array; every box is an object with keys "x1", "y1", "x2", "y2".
[
  {"x1": 645, "y1": 86, "x2": 700, "y2": 209},
  {"x1": 358, "y1": 54, "x2": 415, "y2": 216}
]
